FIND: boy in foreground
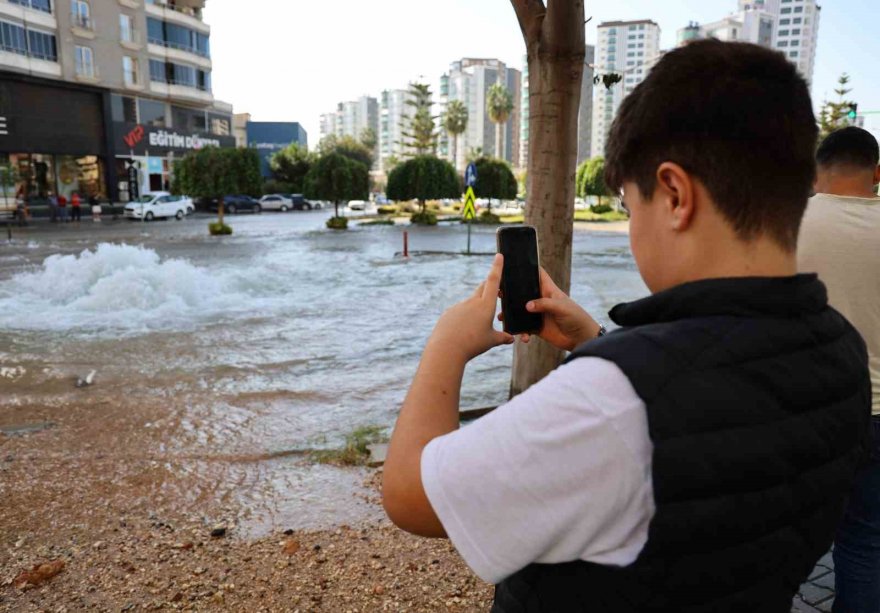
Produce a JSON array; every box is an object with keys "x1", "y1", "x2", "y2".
[
  {"x1": 798, "y1": 127, "x2": 880, "y2": 612},
  {"x1": 383, "y1": 40, "x2": 871, "y2": 612}
]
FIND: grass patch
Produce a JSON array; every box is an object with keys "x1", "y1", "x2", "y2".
[
  {"x1": 311, "y1": 425, "x2": 386, "y2": 466},
  {"x1": 575, "y1": 209, "x2": 629, "y2": 222},
  {"x1": 208, "y1": 222, "x2": 232, "y2": 235}
]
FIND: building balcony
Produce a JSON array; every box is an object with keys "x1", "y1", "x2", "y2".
[
  {"x1": 147, "y1": 42, "x2": 211, "y2": 69},
  {"x1": 149, "y1": 79, "x2": 213, "y2": 104},
  {"x1": 0, "y1": 1, "x2": 56, "y2": 28},
  {"x1": 0, "y1": 48, "x2": 61, "y2": 77},
  {"x1": 118, "y1": 0, "x2": 141, "y2": 7},
  {"x1": 71, "y1": 13, "x2": 96, "y2": 39},
  {"x1": 145, "y1": 0, "x2": 209, "y2": 34}
]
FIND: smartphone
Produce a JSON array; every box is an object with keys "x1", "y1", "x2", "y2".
[{"x1": 496, "y1": 225, "x2": 543, "y2": 335}]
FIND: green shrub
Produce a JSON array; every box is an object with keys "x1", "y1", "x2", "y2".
[
  {"x1": 326, "y1": 216, "x2": 349, "y2": 230},
  {"x1": 208, "y1": 222, "x2": 232, "y2": 235},
  {"x1": 377, "y1": 205, "x2": 397, "y2": 215},
  {"x1": 410, "y1": 211, "x2": 438, "y2": 225},
  {"x1": 475, "y1": 210, "x2": 501, "y2": 225},
  {"x1": 359, "y1": 219, "x2": 394, "y2": 226},
  {"x1": 590, "y1": 204, "x2": 613, "y2": 214}
]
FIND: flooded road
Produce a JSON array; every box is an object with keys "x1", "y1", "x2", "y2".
[{"x1": 0, "y1": 212, "x2": 645, "y2": 537}]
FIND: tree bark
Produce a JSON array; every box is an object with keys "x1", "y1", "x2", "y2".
[
  {"x1": 495, "y1": 122, "x2": 504, "y2": 164},
  {"x1": 510, "y1": 0, "x2": 585, "y2": 397}
]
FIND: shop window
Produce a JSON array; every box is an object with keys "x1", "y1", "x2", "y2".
[
  {"x1": 209, "y1": 113, "x2": 230, "y2": 136},
  {"x1": 138, "y1": 98, "x2": 166, "y2": 126},
  {"x1": 111, "y1": 94, "x2": 138, "y2": 123},
  {"x1": 27, "y1": 29, "x2": 57, "y2": 61},
  {"x1": 0, "y1": 21, "x2": 28, "y2": 56},
  {"x1": 123, "y1": 56, "x2": 138, "y2": 85},
  {"x1": 75, "y1": 45, "x2": 95, "y2": 77}
]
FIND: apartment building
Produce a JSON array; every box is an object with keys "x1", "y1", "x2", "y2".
[
  {"x1": 678, "y1": 0, "x2": 820, "y2": 85},
  {"x1": 0, "y1": 0, "x2": 234, "y2": 204},
  {"x1": 319, "y1": 95, "x2": 378, "y2": 148},
  {"x1": 439, "y1": 58, "x2": 521, "y2": 171},
  {"x1": 591, "y1": 20, "x2": 661, "y2": 158},
  {"x1": 377, "y1": 87, "x2": 409, "y2": 173}
]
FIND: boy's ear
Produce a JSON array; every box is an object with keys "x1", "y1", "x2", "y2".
[{"x1": 655, "y1": 162, "x2": 696, "y2": 232}]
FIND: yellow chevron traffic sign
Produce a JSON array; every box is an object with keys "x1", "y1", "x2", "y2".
[{"x1": 463, "y1": 187, "x2": 477, "y2": 221}]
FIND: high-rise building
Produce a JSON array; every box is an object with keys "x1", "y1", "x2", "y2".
[
  {"x1": 677, "y1": 0, "x2": 820, "y2": 85},
  {"x1": 519, "y1": 47, "x2": 595, "y2": 170},
  {"x1": 591, "y1": 20, "x2": 661, "y2": 158},
  {"x1": 0, "y1": 0, "x2": 235, "y2": 203},
  {"x1": 319, "y1": 95, "x2": 378, "y2": 146},
  {"x1": 439, "y1": 58, "x2": 521, "y2": 171},
  {"x1": 378, "y1": 88, "x2": 410, "y2": 172}
]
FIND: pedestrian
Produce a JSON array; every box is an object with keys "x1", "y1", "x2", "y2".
[
  {"x1": 89, "y1": 194, "x2": 101, "y2": 222},
  {"x1": 382, "y1": 40, "x2": 871, "y2": 612},
  {"x1": 70, "y1": 192, "x2": 81, "y2": 222},
  {"x1": 48, "y1": 192, "x2": 58, "y2": 223},
  {"x1": 57, "y1": 194, "x2": 67, "y2": 222},
  {"x1": 798, "y1": 126, "x2": 880, "y2": 613}
]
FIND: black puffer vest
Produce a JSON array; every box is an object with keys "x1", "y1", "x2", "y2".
[{"x1": 493, "y1": 275, "x2": 871, "y2": 613}]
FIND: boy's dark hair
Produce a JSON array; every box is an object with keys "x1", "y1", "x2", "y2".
[
  {"x1": 605, "y1": 39, "x2": 817, "y2": 250},
  {"x1": 817, "y1": 127, "x2": 880, "y2": 170}
]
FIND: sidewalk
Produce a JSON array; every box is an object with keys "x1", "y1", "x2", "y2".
[{"x1": 793, "y1": 552, "x2": 835, "y2": 612}]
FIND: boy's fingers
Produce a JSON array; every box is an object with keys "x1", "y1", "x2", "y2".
[
  {"x1": 527, "y1": 297, "x2": 563, "y2": 315},
  {"x1": 520, "y1": 333, "x2": 531, "y2": 344},
  {"x1": 483, "y1": 254, "x2": 504, "y2": 301},
  {"x1": 473, "y1": 282, "x2": 486, "y2": 299},
  {"x1": 539, "y1": 267, "x2": 560, "y2": 297},
  {"x1": 495, "y1": 331, "x2": 515, "y2": 345}
]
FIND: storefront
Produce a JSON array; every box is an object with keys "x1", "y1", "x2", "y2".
[
  {"x1": 113, "y1": 123, "x2": 236, "y2": 201},
  {"x1": 0, "y1": 71, "x2": 116, "y2": 211}
]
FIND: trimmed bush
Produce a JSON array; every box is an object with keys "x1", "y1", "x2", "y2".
[
  {"x1": 208, "y1": 222, "x2": 232, "y2": 235},
  {"x1": 476, "y1": 210, "x2": 501, "y2": 225},
  {"x1": 410, "y1": 211, "x2": 438, "y2": 225},
  {"x1": 377, "y1": 205, "x2": 397, "y2": 215},
  {"x1": 590, "y1": 204, "x2": 613, "y2": 214},
  {"x1": 326, "y1": 216, "x2": 349, "y2": 230}
]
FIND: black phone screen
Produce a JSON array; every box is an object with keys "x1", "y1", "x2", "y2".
[{"x1": 497, "y1": 226, "x2": 542, "y2": 335}]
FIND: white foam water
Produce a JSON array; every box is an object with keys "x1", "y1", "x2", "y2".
[{"x1": 0, "y1": 243, "x2": 284, "y2": 334}]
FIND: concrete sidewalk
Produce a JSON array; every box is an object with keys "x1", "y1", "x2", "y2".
[{"x1": 793, "y1": 552, "x2": 836, "y2": 612}]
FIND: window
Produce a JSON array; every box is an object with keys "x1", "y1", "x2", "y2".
[
  {"x1": 781, "y1": 7, "x2": 792, "y2": 13},
  {"x1": 75, "y1": 45, "x2": 95, "y2": 77},
  {"x1": 138, "y1": 98, "x2": 165, "y2": 126},
  {"x1": 0, "y1": 21, "x2": 27, "y2": 55},
  {"x1": 120, "y1": 14, "x2": 134, "y2": 42},
  {"x1": 10, "y1": 0, "x2": 51, "y2": 13},
  {"x1": 790, "y1": 39, "x2": 799, "y2": 46},
  {"x1": 789, "y1": 51, "x2": 798, "y2": 57},
  {"x1": 778, "y1": 29, "x2": 790, "y2": 36},
  {"x1": 111, "y1": 94, "x2": 137, "y2": 122},
  {"x1": 779, "y1": 18, "x2": 791, "y2": 25},
  {"x1": 71, "y1": 0, "x2": 91, "y2": 29},
  {"x1": 123, "y1": 56, "x2": 138, "y2": 85},
  {"x1": 793, "y1": 17, "x2": 803, "y2": 24},
  {"x1": 794, "y1": 6, "x2": 803, "y2": 12},
  {"x1": 27, "y1": 30, "x2": 56, "y2": 60},
  {"x1": 792, "y1": 28, "x2": 801, "y2": 35},
  {"x1": 197, "y1": 70, "x2": 210, "y2": 92},
  {"x1": 171, "y1": 63, "x2": 196, "y2": 87},
  {"x1": 147, "y1": 17, "x2": 163, "y2": 44},
  {"x1": 149, "y1": 59, "x2": 166, "y2": 82},
  {"x1": 778, "y1": 40, "x2": 789, "y2": 47}
]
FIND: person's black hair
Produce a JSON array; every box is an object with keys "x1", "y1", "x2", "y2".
[
  {"x1": 605, "y1": 39, "x2": 817, "y2": 250},
  {"x1": 816, "y1": 127, "x2": 880, "y2": 170}
]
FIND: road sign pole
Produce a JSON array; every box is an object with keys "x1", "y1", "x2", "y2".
[{"x1": 467, "y1": 219, "x2": 471, "y2": 255}]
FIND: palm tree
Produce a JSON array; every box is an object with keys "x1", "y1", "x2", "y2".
[
  {"x1": 486, "y1": 83, "x2": 514, "y2": 162},
  {"x1": 442, "y1": 100, "x2": 468, "y2": 172}
]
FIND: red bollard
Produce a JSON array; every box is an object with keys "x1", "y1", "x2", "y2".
[{"x1": 403, "y1": 230, "x2": 409, "y2": 257}]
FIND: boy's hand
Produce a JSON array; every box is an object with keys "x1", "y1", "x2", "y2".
[
  {"x1": 428, "y1": 254, "x2": 514, "y2": 362},
  {"x1": 515, "y1": 268, "x2": 601, "y2": 352}
]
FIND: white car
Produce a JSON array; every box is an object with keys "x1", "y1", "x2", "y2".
[
  {"x1": 259, "y1": 194, "x2": 293, "y2": 212},
  {"x1": 125, "y1": 192, "x2": 193, "y2": 221},
  {"x1": 347, "y1": 200, "x2": 368, "y2": 211}
]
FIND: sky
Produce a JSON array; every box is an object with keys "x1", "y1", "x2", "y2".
[{"x1": 205, "y1": 0, "x2": 880, "y2": 146}]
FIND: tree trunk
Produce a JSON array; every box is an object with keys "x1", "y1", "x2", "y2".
[
  {"x1": 218, "y1": 196, "x2": 224, "y2": 225},
  {"x1": 452, "y1": 134, "x2": 458, "y2": 173},
  {"x1": 495, "y1": 122, "x2": 503, "y2": 163},
  {"x1": 510, "y1": 0, "x2": 585, "y2": 397},
  {"x1": 334, "y1": 200, "x2": 339, "y2": 218}
]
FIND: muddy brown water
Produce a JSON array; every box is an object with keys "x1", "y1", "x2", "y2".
[{"x1": 0, "y1": 212, "x2": 644, "y2": 537}]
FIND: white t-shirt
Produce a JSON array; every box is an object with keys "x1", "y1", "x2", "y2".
[
  {"x1": 798, "y1": 193, "x2": 880, "y2": 413},
  {"x1": 421, "y1": 357, "x2": 655, "y2": 584}
]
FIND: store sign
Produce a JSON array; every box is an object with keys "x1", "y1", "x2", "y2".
[
  {"x1": 114, "y1": 122, "x2": 235, "y2": 156},
  {"x1": 0, "y1": 116, "x2": 8, "y2": 136}
]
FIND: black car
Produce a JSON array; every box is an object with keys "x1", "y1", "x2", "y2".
[
  {"x1": 208, "y1": 195, "x2": 262, "y2": 214},
  {"x1": 281, "y1": 194, "x2": 314, "y2": 211}
]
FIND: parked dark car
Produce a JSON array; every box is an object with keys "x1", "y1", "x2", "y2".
[
  {"x1": 208, "y1": 195, "x2": 262, "y2": 214},
  {"x1": 281, "y1": 194, "x2": 315, "y2": 211}
]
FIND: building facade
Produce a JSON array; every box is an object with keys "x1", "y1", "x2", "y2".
[
  {"x1": 377, "y1": 88, "x2": 409, "y2": 173},
  {"x1": 591, "y1": 20, "x2": 661, "y2": 158},
  {"x1": 439, "y1": 58, "x2": 521, "y2": 171},
  {"x1": 677, "y1": 0, "x2": 820, "y2": 85},
  {"x1": 0, "y1": 0, "x2": 234, "y2": 205},
  {"x1": 319, "y1": 95, "x2": 378, "y2": 147},
  {"x1": 245, "y1": 121, "x2": 307, "y2": 178}
]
